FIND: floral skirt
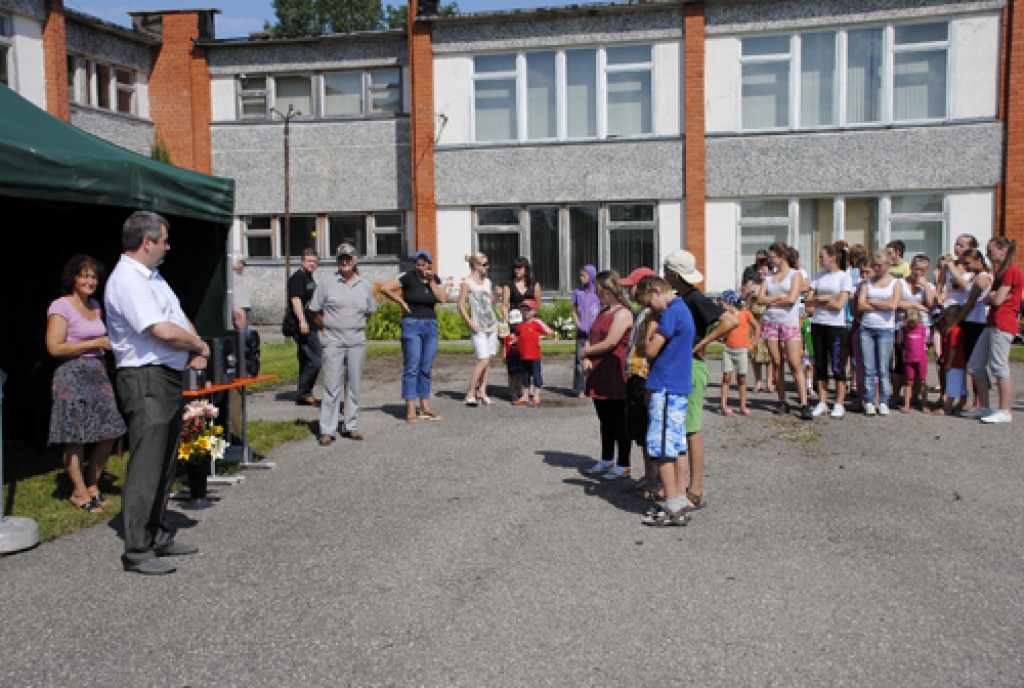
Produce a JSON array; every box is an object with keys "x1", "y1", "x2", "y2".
[{"x1": 49, "y1": 356, "x2": 127, "y2": 445}]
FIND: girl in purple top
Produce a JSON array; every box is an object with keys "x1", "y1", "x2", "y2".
[
  {"x1": 45, "y1": 255, "x2": 126, "y2": 513},
  {"x1": 571, "y1": 265, "x2": 600, "y2": 398}
]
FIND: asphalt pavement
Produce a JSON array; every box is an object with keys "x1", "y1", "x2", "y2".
[{"x1": 2, "y1": 352, "x2": 1022, "y2": 686}]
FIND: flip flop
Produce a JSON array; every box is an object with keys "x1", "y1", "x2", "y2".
[
  {"x1": 71, "y1": 497, "x2": 102, "y2": 514},
  {"x1": 738, "y1": 408, "x2": 752, "y2": 416},
  {"x1": 464, "y1": 397, "x2": 479, "y2": 407},
  {"x1": 721, "y1": 409, "x2": 736, "y2": 418},
  {"x1": 478, "y1": 396, "x2": 495, "y2": 405}
]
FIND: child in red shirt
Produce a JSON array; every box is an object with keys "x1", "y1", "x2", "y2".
[
  {"x1": 939, "y1": 305, "x2": 968, "y2": 416},
  {"x1": 516, "y1": 299, "x2": 551, "y2": 406}
]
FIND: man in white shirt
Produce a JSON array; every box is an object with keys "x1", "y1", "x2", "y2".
[{"x1": 106, "y1": 211, "x2": 210, "y2": 575}]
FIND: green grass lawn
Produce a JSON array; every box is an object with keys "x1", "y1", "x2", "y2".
[{"x1": 1, "y1": 420, "x2": 313, "y2": 545}]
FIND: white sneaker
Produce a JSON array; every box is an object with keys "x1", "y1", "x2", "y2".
[
  {"x1": 830, "y1": 404, "x2": 845, "y2": 419},
  {"x1": 960, "y1": 407, "x2": 992, "y2": 419},
  {"x1": 602, "y1": 466, "x2": 631, "y2": 480},
  {"x1": 864, "y1": 403, "x2": 876, "y2": 416},
  {"x1": 980, "y1": 410, "x2": 1012, "y2": 424},
  {"x1": 878, "y1": 403, "x2": 890, "y2": 416},
  {"x1": 585, "y1": 460, "x2": 614, "y2": 475},
  {"x1": 812, "y1": 402, "x2": 829, "y2": 417}
]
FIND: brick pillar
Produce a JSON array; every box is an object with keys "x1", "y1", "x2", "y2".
[
  {"x1": 409, "y1": 1, "x2": 437, "y2": 259},
  {"x1": 148, "y1": 12, "x2": 212, "y2": 173},
  {"x1": 1003, "y1": 0, "x2": 1024, "y2": 259},
  {"x1": 42, "y1": 0, "x2": 70, "y2": 122},
  {"x1": 683, "y1": 3, "x2": 706, "y2": 281}
]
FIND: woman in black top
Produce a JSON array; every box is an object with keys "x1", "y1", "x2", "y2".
[
  {"x1": 501, "y1": 256, "x2": 543, "y2": 321},
  {"x1": 382, "y1": 250, "x2": 449, "y2": 423}
]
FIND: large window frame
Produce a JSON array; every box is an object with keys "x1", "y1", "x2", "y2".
[
  {"x1": 472, "y1": 202, "x2": 659, "y2": 292},
  {"x1": 68, "y1": 54, "x2": 139, "y2": 116},
  {"x1": 737, "y1": 19, "x2": 952, "y2": 132},
  {"x1": 242, "y1": 212, "x2": 409, "y2": 261},
  {"x1": 471, "y1": 44, "x2": 657, "y2": 144},
  {"x1": 235, "y1": 69, "x2": 405, "y2": 122},
  {"x1": 734, "y1": 193, "x2": 948, "y2": 280}
]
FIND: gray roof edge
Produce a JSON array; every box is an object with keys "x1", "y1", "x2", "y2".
[
  {"x1": 65, "y1": 8, "x2": 162, "y2": 45},
  {"x1": 421, "y1": 1, "x2": 687, "y2": 23}
]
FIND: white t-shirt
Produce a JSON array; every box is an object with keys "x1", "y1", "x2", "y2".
[
  {"x1": 764, "y1": 269, "x2": 801, "y2": 327},
  {"x1": 809, "y1": 269, "x2": 855, "y2": 327},
  {"x1": 860, "y1": 279, "x2": 899, "y2": 331}
]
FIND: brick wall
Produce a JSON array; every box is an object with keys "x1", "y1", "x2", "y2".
[
  {"x1": 409, "y1": 0, "x2": 437, "y2": 259},
  {"x1": 148, "y1": 12, "x2": 212, "y2": 173},
  {"x1": 684, "y1": 2, "x2": 706, "y2": 281},
  {"x1": 1003, "y1": 1, "x2": 1024, "y2": 260},
  {"x1": 42, "y1": 0, "x2": 69, "y2": 122}
]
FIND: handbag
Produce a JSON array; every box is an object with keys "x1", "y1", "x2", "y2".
[{"x1": 281, "y1": 307, "x2": 298, "y2": 337}]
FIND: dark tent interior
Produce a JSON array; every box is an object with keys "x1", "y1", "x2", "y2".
[{"x1": 0, "y1": 84, "x2": 235, "y2": 443}]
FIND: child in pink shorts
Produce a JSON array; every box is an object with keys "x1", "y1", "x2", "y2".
[{"x1": 900, "y1": 307, "x2": 929, "y2": 412}]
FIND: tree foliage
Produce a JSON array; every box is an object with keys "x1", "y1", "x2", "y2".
[{"x1": 267, "y1": 0, "x2": 459, "y2": 35}]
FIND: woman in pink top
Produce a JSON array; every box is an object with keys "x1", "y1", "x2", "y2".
[{"x1": 45, "y1": 255, "x2": 126, "y2": 513}]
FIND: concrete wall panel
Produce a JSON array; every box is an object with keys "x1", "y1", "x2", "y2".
[
  {"x1": 211, "y1": 119, "x2": 411, "y2": 215},
  {"x1": 951, "y1": 13, "x2": 1001, "y2": 120},
  {"x1": 705, "y1": 199, "x2": 740, "y2": 293},
  {"x1": 434, "y1": 55, "x2": 473, "y2": 146},
  {"x1": 210, "y1": 75, "x2": 236, "y2": 122},
  {"x1": 65, "y1": 18, "x2": 152, "y2": 72},
  {"x1": 436, "y1": 207, "x2": 473, "y2": 285},
  {"x1": 707, "y1": 123, "x2": 1003, "y2": 198},
  {"x1": 206, "y1": 35, "x2": 407, "y2": 76},
  {"x1": 654, "y1": 41, "x2": 682, "y2": 137},
  {"x1": 0, "y1": 0, "x2": 45, "y2": 21},
  {"x1": 435, "y1": 139, "x2": 684, "y2": 206},
  {"x1": 11, "y1": 13, "x2": 44, "y2": 108},
  {"x1": 705, "y1": 36, "x2": 737, "y2": 133},
  {"x1": 70, "y1": 105, "x2": 155, "y2": 156},
  {"x1": 947, "y1": 189, "x2": 995, "y2": 251}
]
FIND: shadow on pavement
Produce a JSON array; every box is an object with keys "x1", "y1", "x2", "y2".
[{"x1": 106, "y1": 510, "x2": 199, "y2": 542}]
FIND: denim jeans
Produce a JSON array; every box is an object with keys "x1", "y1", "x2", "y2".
[
  {"x1": 319, "y1": 340, "x2": 366, "y2": 436},
  {"x1": 401, "y1": 318, "x2": 439, "y2": 400},
  {"x1": 294, "y1": 329, "x2": 322, "y2": 399},
  {"x1": 859, "y1": 327, "x2": 894, "y2": 405},
  {"x1": 573, "y1": 335, "x2": 587, "y2": 394}
]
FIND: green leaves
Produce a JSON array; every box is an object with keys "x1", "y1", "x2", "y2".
[{"x1": 268, "y1": 1, "x2": 459, "y2": 35}]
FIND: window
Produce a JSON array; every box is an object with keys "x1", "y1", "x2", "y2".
[
  {"x1": 739, "y1": 200, "x2": 790, "y2": 272},
  {"x1": 0, "y1": 13, "x2": 10, "y2": 88},
  {"x1": 740, "y1": 21, "x2": 950, "y2": 131},
  {"x1": 472, "y1": 45, "x2": 653, "y2": 143},
  {"x1": 890, "y1": 194, "x2": 945, "y2": 260},
  {"x1": 329, "y1": 215, "x2": 367, "y2": 257},
  {"x1": 371, "y1": 213, "x2": 405, "y2": 257},
  {"x1": 473, "y1": 202, "x2": 658, "y2": 292},
  {"x1": 323, "y1": 68, "x2": 402, "y2": 118},
  {"x1": 67, "y1": 56, "x2": 77, "y2": 102},
  {"x1": 474, "y1": 54, "x2": 518, "y2": 142},
  {"x1": 607, "y1": 203, "x2": 655, "y2": 277},
  {"x1": 844, "y1": 197, "x2": 879, "y2": 251},
  {"x1": 279, "y1": 216, "x2": 317, "y2": 259},
  {"x1": 96, "y1": 64, "x2": 111, "y2": 110},
  {"x1": 798, "y1": 198, "x2": 834, "y2": 266},
  {"x1": 115, "y1": 68, "x2": 134, "y2": 115},
  {"x1": 275, "y1": 75, "x2": 312, "y2": 118},
  {"x1": 238, "y1": 75, "x2": 269, "y2": 120},
  {"x1": 326, "y1": 213, "x2": 405, "y2": 259},
  {"x1": 244, "y1": 216, "x2": 274, "y2": 259},
  {"x1": 605, "y1": 46, "x2": 653, "y2": 137}
]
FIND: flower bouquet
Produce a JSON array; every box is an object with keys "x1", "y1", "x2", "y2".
[{"x1": 178, "y1": 399, "x2": 228, "y2": 502}]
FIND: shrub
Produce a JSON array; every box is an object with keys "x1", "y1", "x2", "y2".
[
  {"x1": 366, "y1": 284, "x2": 470, "y2": 340},
  {"x1": 536, "y1": 298, "x2": 577, "y2": 339}
]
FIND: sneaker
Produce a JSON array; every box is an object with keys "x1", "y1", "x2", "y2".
[
  {"x1": 830, "y1": 404, "x2": 845, "y2": 419},
  {"x1": 602, "y1": 466, "x2": 631, "y2": 481},
  {"x1": 960, "y1": 407, "x2": 992, "y2": 419},
  {"x1": 799, "y1": 404, "x2": 814, "y2": 420},
  {"x1": 585, "y1": 460, "x2": 614, "y2": 475},
  {"x1": 980, "y1": 410, "x2": 1012, "y2": 424},
  {"x1": 811, "y1": 402, "x2": 829, "y2": 417},
  {"x1": 864, "y1": 403, "x2": 876, "y2": 416},
  {"x1": 878, "y1": 403, "x2": 890, "y2": 416},
  {"x1": 772, "y1": 401, "x2": 791, "y2": 415},
  {"x1": 641, "y1": 507, "x2": 690, "y2": 527}
]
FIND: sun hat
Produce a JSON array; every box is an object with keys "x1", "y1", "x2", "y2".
[
  {"x1": 663, "y1": 249, "x2": 703, "y2": 285},
  {"x1": 721, "y1": 289, "x2": 743, "y2": 307},
  {"x1": 619, "y1": 266, "x2": 658, "y2": 286}
]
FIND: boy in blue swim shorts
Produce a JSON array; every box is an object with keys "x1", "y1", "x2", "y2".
[{"x1": 637, "y1": 276, "x2": 695, "y2": 526}]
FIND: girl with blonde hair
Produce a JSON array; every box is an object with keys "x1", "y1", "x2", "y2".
[{"x1": 457, "y1": 252, "x2": 498, "y2": 405}]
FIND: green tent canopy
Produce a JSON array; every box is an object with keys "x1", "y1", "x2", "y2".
[{"x1": 0, "y1": 84, "x2": 234, "y2": 224}]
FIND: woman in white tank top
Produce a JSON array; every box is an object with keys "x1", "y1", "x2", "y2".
[
  {"x1": 458, "y1": 252, "x2": 498, "y2": 405},
  {"x1": 758, "y1": 242, "x2": 812, "y2": 419},
  {"x1": 944, "y1": 248, "x2": 993, "y2": 413},
  {"x1": 857, "y1": 250, "x2": 900, "y2": 415}
]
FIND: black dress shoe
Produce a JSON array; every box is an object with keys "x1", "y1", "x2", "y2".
[
  {"x1": 342, "y1": 430, "x2": 364, "y2": 440},
  {"x1": 154, "y1": 541, "x2": 199, "y2": 557},
  {"x1": 123, "y1": 557, "x2": 176, "y2": 575},
  {"x1": 296, "y1": 397, "x2": 319, "y2": 406}
]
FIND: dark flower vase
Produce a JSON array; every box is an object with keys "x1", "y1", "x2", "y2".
[{"x1": 186, "y1": 460, "x2": 210, "y2": 500}]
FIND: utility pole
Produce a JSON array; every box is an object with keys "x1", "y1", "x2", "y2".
[{"x1": 272, "y1": 104, "x2": 299, "y2": 294}]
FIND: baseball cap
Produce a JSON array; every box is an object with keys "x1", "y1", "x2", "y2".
[
  {"x1": 520, "y1": 299, "x2": 538, "y2": 310},
  {"x1": 620, "y1": 266, "x2": 657, "y2": 286},
  {"x1": 412, "y1": 249, "x2": 433, "y2": 263},
  {"x1": 663, "y1": 250, "x2": 703, "y2": 285},
  {"x1": 336, "y1": 243, "x2": 357, "y2": 258},
  {"x1": 721, "y1": 289, "x2": 743, "y2": 307},
  {"x1": 507, "y1": 310, "x2": 523, "y2": 325}
]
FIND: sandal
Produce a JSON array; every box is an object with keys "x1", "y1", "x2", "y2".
[
  {"x1": 318, "y1": 434, "x2": 335, "y2": 446},
  {"x1": 479, "y1": 396, "x2": 495, "y2": 406},
  {"x1": 71, "y1": 497, "x2": 103, "y2": 514},
  {"x1": 686, "y1": 492, "x2": 707, "y2": 511},
  {"x1": 418, "y1": 409, "x2": 442, "y2": 421},
  {"x1": 512, "y1": 399, "x2": 527, "y2": 406},
  {"x1": 464, "y1": 397, "x2": 479, "y2": 407},
  {"x1": 738, "y1": 408, "x2": 752, "y2": 417},
  {"x1": 721, "y1": 408, "x2": 736, "y2": 418},
  {"x1": 89, "y1": 491, "x2": 111, "y2": 507},
  {"x1": 641, "y1": 507, "x2": 690, "y2": 527}
]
